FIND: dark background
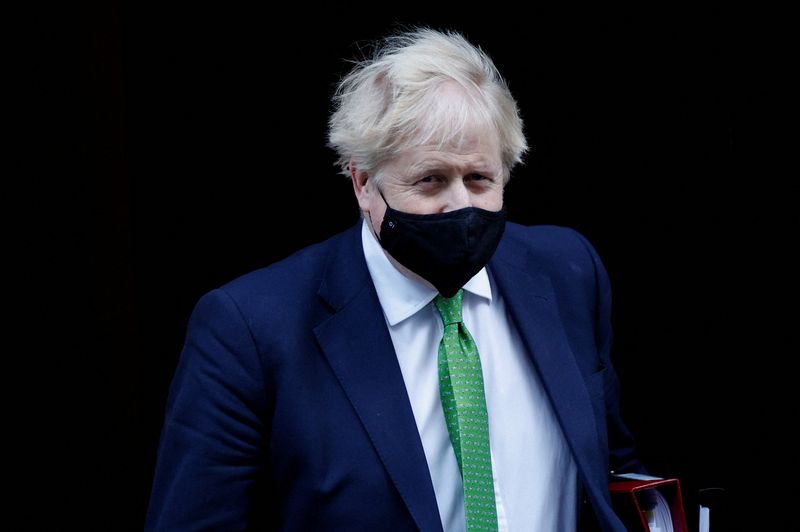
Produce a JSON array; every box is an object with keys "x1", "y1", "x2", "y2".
[{"x1": 79, "y1": 3, "x2": 795, "y2": 530}]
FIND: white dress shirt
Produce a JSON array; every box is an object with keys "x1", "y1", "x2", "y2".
[{"x1": 361, "y1": 221, "x2": 578, "y2": 531}]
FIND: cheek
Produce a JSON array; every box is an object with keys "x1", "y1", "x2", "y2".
[{"x1": 474, "y1": 187, "x2": 504, "y2": 211}]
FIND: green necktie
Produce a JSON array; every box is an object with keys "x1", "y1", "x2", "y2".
[{"x1": 434, "y1": 289, "x2": 498, "y2": 531}]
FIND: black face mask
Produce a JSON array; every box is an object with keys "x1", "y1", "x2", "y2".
[{"x1": 375, "y1": 193, "x2": 506, "y2": 298}]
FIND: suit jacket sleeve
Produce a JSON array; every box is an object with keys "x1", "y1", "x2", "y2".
[
  {"x1": 145, "y1": 288, "x2": 270, "y2": 530},
  {"x1": 575, "y1": 231, "x2": 642, "y2": 475}
]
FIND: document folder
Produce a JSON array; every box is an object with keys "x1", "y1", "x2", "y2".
[{"x1": 609, "y1": 475, "x2": 688, "y2": 532}]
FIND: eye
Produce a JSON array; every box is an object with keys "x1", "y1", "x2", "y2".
[
  {"x1": 416, "y1": 175, "x2": 442, "y2": 185},
  {"x1": 464, "y1": 173, "x2": 497, "y2": 192}
]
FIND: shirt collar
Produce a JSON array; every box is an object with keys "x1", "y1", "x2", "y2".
[{"x1": 360, "y1": 219, "x2": 492, "y2": 326}]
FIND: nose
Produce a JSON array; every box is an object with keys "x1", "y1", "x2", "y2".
[{"x1": 442, "y1": 181, "x2": 472, "y2": 212}]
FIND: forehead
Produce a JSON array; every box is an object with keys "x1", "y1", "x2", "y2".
[
  {"x1": 379, "y1": 139, "x2": 502, "y2": 182},
  {"x1": 378, "y1": 82, "x2": 505, "y2": 178},
  {"x1": 404, "y1": 119, "x2": 501, "y2": 160}
]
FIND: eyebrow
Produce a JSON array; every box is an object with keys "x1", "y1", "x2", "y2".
[{"x1": 408, "y1": 158, "x2": 499, "y2": 176}]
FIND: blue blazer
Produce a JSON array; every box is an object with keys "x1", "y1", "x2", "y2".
[{"x1": 145, "y1": 222, "x2": 642, "y2": 531}]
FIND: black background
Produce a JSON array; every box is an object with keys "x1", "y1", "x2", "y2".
[{"x1": 79, "y1": 3, "x2": 796, "y2": 530}]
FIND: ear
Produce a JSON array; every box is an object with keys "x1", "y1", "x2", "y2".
[{"x1": 350, "y1": 159, "x2": 373, "y2": 211}]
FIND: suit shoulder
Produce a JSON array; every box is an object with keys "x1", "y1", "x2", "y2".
[
  {"x1": 498, "y1": 222, "x2": 612, "y2": 322},
  {"x1": 504, "y1": 222, "x2": 598, "y2": 259},
  {"x1": 210, "y1": 227, "x2": 354, "y2": 316}
]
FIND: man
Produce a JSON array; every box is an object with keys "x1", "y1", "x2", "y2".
[{"x1": 145, "y1": 28, "x2": 643, "y2": 531}]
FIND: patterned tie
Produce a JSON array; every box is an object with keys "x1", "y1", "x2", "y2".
[{"x1": 434, "y1": 289, "x2": 498, "y2": 531}]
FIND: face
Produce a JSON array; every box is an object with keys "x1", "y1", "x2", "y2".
[{"x1": 352, "y1": 124, "x2": 505, "y2": 238}]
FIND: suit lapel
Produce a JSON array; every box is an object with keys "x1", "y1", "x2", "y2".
[
  {"x1": 489, "y1": 238, "x2": 602, "y2": 485},
  {"x1": 314, "y1": 224, "x2": 443, "y2": 532}
]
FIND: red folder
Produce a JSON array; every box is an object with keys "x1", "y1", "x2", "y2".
[{"x1": 609, "y1": 477, "x2": 688, "y2": 532}]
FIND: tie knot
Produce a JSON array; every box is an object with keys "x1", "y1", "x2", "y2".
[{"x1": 433, "y1": 289, "x2": 464, "y2": 326}]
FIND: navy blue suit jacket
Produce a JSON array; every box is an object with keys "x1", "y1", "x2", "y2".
[{"x1": 145, "y1": 222, "x2": 642, "y2": 530}]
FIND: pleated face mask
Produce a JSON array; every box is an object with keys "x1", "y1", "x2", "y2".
[{"x1": 376, "y1": 193, "x2": 506, "y2": 298}]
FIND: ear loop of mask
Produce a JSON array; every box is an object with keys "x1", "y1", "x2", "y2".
[{"x1": 364, "y1": 185, "x2": 391, "y2": 244}]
